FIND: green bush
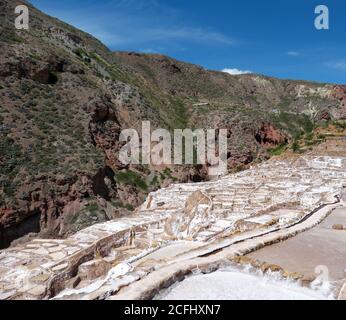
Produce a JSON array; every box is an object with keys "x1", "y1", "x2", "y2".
[
  {"x1": 112, "y1": 201, "x2": 135, "y2": 211},
  {"x1": 292, "y1": 139, "x2": 301, "y2": 153},
  {"x1": 334, "y1": 121, "x2": 346, "y2": 130},
  {"x1": 271, "y1": 112, "x2": 314, "y2": 139},
  {"x1": 317, "y1": 134, "x2": 326, "y2": 140},
  {"x1": 116, "y1": 170, "x2": 148, "y2": 191},
  {"x1": 74, "y1": 48, "x2": 91, "y2": 64},
  {"x1": 268, "y1": 143, "x2": 287, "y2": 156},
  {"x1": 85, "y1": 202, "x2": 99, "y2": 213},
  {"x1": 305, "y1": 132, "x2": 314, "y2": 141},
  {"x1": 149, "y1": 175, "x2": 159, "y2": 186}
]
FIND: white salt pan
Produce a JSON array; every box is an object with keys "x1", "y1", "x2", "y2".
[{"x1": 159, "y1": 270, "x2": 334, "y2": 300}]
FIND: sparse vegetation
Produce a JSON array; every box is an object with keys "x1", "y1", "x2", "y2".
[
  {"x1": 0, "y1": 0, "x2": 344, "y2": 243},
  {"x1": 271, "y1": 112, "x2": 314, "y2": 139},
  {"x1": 111, "y1": 201, "x2": 135, "y2": 211},
  {"x1": 74, "y1": 48, "x2": 91, "y2": 64},
  {"x1": 268, "y1": 143, "x2": 288, "y2": 156},
  {"x1": 116, "y1": 170, "x2": 148, "y2": 191},
  {"x1": 0, "y1": 29, "x2": 24, "y2": 44},
  {"x1": 64, "y1": 200, "x2": 108, "y2": 234},
  {"x1": 334, "y1": 121, "x2": 346, "y2": 130},
  {"x1": 150, "y1": 175, "x2": 160, "y2": 187},
  {"x1": 292, "y1": 139, "x2": 301, "y2": 153}
]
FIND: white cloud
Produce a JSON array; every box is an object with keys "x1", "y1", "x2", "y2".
[
  {"x1": 149, "y1": 27, "x2": 234, "y2": 45},
  {"x1": 287, "y1": 51, "x2": 300, "y2": 56},
  {"x1": 39, "y1": 3, "x2": 233, "y2": 48},
  {"x1": 222, "y1": 68, "x2": 252, "y2": 75},
  {"x1": 326, "y1": 59, "x2": 346, "y2": 71},
  {"x1": 92, "y1": 27, "x2": 234, "y2": 47},
  {"x1": 140, "y1": 48, "x2": 158, "y2": 54}
]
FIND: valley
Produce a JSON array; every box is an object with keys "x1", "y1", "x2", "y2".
[
  {"x1": 1, "y1": 0, "x2": 346, "y2": 245},
  {"x1": 1, "y1": 0, "x2": 346, "y2": 301}
]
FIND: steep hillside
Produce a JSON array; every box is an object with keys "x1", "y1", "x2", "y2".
[
  {"x1": 113, "y1": 51, "x2": 346, "y2": 164},
  {"x1": 0, "y1": 0, "x2": 345, "y2": 248}
]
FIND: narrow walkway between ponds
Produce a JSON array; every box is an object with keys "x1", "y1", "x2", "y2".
[{"x1": 110, "y1": 202, "x2": 339, "y2": 300}]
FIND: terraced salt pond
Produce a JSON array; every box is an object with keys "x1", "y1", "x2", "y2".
[
  {"x1": 248, "y1": 206, "x2": 346, "y2": 286},
  {"x1": 158, "y1": 268, "x2": 334, "y2": 300},
  {"x1": 1, "y1": 139, "x2": 346, "y2": 300}
]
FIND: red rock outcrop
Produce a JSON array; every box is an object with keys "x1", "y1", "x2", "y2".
[{"x1": 255, "y1": 123, "x2": 288, "y2": 147}]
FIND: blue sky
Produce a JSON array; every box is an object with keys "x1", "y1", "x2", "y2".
[{"x1": 29, "y1": 0, "x2": 346, "y2": 84}]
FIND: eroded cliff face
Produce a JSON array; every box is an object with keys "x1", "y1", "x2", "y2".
[
  {"x1": 255, "y1": 123, "x2": 288, "y2": 147},
  {"x1": 333, "y1": 85, "x2": 346, "y2": 119},
  {"x1": 0, "y1": 0, "x2": 345, "y2": 247}
]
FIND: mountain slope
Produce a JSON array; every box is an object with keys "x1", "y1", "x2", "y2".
[{"x1": 0, "y1": 0, "x2": 345, "y2": 248}]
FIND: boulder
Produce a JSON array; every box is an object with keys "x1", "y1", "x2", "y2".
[
  {"x1": 232, "y1": 256, "x2": 253, "y2": 265},
  {"x1": 282, "y1": 270, "x2": 304, "y2": 280},
  {"x1": 164, "y1": 190, "x2": 212, "y2": 238},
  {"x1": 301, "y1": 275, "x2": 316, "y2": 286},
  {"x1": 260, "y1": 263, "x2": 283, "y2": 273},
  {"x1": 332, "y1": 224, "x2": 344, "y2": 230},
  {"x1": 78, "y1": 259, "x2": 112, "y2": 281},
  {"x1": 234, "y1": 220, "x2": 260, "y2": 232},
  {"x1": 266, "y1": 264, "x2": 283, "y2": 273}
]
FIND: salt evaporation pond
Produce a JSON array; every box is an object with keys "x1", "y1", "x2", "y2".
[{"x1": 158, "y1": 269, "x2": 334, "y2": 300}]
